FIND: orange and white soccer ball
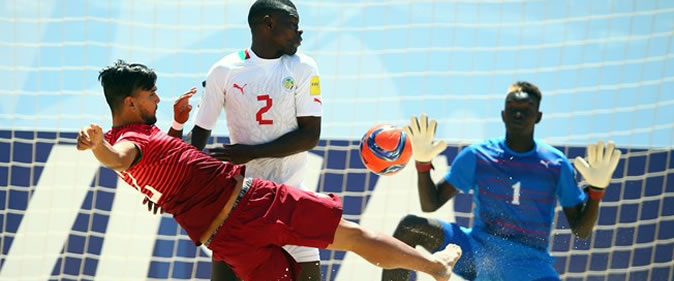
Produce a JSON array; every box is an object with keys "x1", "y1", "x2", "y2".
[{"x1": 359, "y1": 124, "x2": 412, "y2": 175}]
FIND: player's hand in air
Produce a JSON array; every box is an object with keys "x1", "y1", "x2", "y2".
[
  {"x1": 573, "y1": 141, "x2": 621, "y2": 200},
  {"x1": 173, "y1": 88, "x2": 196, "y2": 124},
  {"x1": 142, "y1": 197, "x2": 163, "y2": 215},
  {"x1": 77, "y1": 124, "x2": 104, "y2": 151},
  {"x1": 404, "y1": 114, "x2": 447, "y2": 164},
  {"x1": 208, "y1": 144, "x2": 254, "y2": 164}
]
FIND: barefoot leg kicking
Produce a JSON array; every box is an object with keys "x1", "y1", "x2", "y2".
[{"x1": 328, "y1": 219, "x2": 462, "y2": 281}]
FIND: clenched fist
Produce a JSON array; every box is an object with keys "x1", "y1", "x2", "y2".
[{"x1": 77, "y1": 124, "x2": 103, "y2": 150}]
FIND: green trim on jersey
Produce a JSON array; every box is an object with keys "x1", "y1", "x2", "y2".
[{"x1": 238, "y1": 49, "x2": 251, "y2": 60}]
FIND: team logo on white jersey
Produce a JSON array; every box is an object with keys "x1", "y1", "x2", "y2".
[
  {"x1": 283, "y1": 77, "x2": 295, "y2": 90},
  {"x1": 233, "y1": 83, "x2": 247, "y2": 95}
]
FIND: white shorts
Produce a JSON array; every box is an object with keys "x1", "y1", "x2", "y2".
[{"x1": 282, "y1": 245, "x2": 321, "y2": 263}]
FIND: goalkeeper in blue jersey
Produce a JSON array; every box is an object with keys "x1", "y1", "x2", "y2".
[{"x1": 381, "y1": 81, "x2": 621, "y2": 281}]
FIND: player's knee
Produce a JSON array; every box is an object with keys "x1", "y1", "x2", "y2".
[
  {"x1": 392, "y1": 215, "x2": 425, "y2": 242},
  {"x1": 335, "y1": 219, "x2": 372, "y2": 250}
]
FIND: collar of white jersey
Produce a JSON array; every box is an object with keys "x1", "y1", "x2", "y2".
[{"x1": 245, "y1": 48, "x2": 282, "y2": 64}]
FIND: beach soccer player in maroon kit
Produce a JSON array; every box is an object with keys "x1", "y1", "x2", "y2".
[{"x1": 76, "y1": 60, "x2": 462, "y2": 281}]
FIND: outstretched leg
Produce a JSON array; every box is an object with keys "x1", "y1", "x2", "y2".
[
  {"x1": 327, "y1": 218, "x2": 461, "y2": 281},
  {"x1": 382, "y1": 215, "x2": 448, "y2": 281}
]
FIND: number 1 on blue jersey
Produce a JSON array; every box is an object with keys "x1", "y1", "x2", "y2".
[{"x1": 511, "y1": 181, "x2": 521, "y2": 205}]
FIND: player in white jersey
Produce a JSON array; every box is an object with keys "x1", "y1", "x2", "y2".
[
  {"x1": 196, "y1": 45, "x2": 321, "y2": 188},
  {"x1": 174, "y1": 1, "x2": 323, "y2": 280}
]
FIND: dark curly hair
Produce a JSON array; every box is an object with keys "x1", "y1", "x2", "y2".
[{"x1": 98, "y1": 60, "x2": 156, "y2": 113}]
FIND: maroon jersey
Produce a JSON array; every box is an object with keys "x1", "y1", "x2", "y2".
[{"x1": 104, "y1": 123, "x2": 244, "y2": 245}]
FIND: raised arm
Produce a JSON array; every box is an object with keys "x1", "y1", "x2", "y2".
[
  {"x1": 564, "y1": 141, "x2": 621, "y2": 238},
  {"x1": 416, "y1": 174, "x2": 460, "y2": 212},
  {"x1": 404, "y1": 114, "x2": 457, "y2": 212},
  {"x1": 76, "y1": 124, "x2": 139, "y2": 172},
  {"x1": 563, "y1": 198, "x2": 600, "y2": 239},
  {"x1": 167, "y1": 88, "x2": 196, "y2": 139}
]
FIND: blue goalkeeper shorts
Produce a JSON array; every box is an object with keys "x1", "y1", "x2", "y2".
[{"x1": 438, "y1": 221, "x2": 560, "y2": 281}]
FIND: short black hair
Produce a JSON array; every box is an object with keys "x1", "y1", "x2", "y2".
[
  {"x1": 508, "y1": 81, "x2": 542, "y2": 105},
  {"x1": 98, "y1": 60, "x2": 156, "y2": 113},
  {"x1": 248, "y1": 0, "x2": 297, "y2": 28}
]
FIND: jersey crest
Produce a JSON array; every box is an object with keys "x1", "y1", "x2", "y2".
[{"x1": 283, "y1": 76, "x2": 295, "y2": 90}]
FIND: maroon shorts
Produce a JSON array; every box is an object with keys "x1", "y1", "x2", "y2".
[{"x1": 208, "y1": 178, "x2": 343, "y2": 281}]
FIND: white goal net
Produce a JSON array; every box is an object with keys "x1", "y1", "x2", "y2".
[{"x1": 1, "y1": 1, "x2": 673, "y2": 280}]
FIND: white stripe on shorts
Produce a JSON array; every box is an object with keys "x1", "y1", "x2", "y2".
[{"x1": 282, "y1": 245, "x2": 320, "y2": 263}]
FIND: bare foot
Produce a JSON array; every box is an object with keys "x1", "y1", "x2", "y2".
[{"x1": 430, "y1": 244, "x2": 462, "y2": 281}]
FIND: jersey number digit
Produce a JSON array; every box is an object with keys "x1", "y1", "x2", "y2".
[
  {"x1": 144, "y1": 185, "x2": 163, "y2": 203},
  {"x1": 511, "y1": 181, "x2": 521, "y2": 205},
  {"x1": 256, "y1": 95, "x2": 273, "y2": 125},
  {"x1": 119, "y1": 171, "x2": 164, "y2": 203}
]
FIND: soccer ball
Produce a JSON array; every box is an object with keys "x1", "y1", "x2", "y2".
[{"x1": 359, "y1": 124, "x2": 413, "y2": 175}]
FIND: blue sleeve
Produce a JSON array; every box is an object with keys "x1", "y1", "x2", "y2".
[
  {"x1": 556, "y1": 158, "x2": 586, "y2": 207},
  {"x1": 444, "y1": 146, "x2": 477, "y2": 193}
]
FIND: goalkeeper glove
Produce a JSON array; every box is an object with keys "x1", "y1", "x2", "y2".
[
  {"x1": 573, "y1": 141, "x2": 621, "y2": 200},
  {"x1": 403, "y1": 114, "x2": 447, "y2": 172}
]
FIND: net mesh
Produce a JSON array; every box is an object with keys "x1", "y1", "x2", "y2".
[{"x1": 0, "y1": 0, "x2": 673, "y2": 280}]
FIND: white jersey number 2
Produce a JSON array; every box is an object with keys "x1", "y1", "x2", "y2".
[{"x1": 256, "y1": 95, "x2": 273, "y2": 125}]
